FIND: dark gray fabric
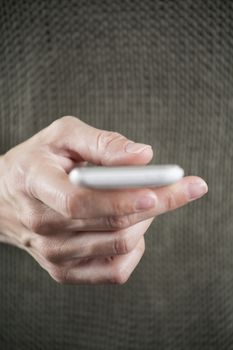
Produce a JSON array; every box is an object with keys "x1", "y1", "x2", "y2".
[{"x1": 0, "y1": 0, "x2": 233, "y2": 349}]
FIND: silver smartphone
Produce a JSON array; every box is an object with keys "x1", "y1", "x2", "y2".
[{"x1": 69, "y1": 165, "x2": 184, "y2": 189}]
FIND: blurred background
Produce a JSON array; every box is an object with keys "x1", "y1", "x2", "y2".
[{"x1": 0, "y1": 0, "x2": 233, "y2": 349}]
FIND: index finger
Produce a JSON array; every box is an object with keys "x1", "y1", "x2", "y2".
[{"x1": 29, "y1": 160, "x2": 157, "y2": 219}]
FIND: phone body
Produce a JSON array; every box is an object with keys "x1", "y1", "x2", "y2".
[{"x1": 69, "y1": 165, "x2": 184, "y2": 189}]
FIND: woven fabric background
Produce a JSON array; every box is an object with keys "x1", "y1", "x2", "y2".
[{"x1": 0, "y1": 0, "x2": 233, "y2": 349}]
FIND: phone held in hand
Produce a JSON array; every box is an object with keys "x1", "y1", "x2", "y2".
[{"x1": 69, "y1": 165, "x2": 184, "y2": 189}]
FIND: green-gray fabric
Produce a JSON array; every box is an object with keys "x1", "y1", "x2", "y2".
[{"x1": 1, "y1": 1, "x2": 233, "y2": 349}]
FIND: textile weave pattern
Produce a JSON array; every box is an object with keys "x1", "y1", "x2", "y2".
[{"x1": 0, "y1": 1, "x2": 233, "y2": 349}]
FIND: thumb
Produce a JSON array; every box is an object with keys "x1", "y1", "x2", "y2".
[{"x1": 46, "y1": 116, "x2": 154, "y2": 166}]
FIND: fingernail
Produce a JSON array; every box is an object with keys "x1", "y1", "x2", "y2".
[
  {"x1": 135, "y1": 194, "x2": 156, "y2": 211},
  {"x1": 188, "y1": 180, "x2": 208, "y2": 201},
  {"x1": 125, "y1": 142, "x2": 152, "y2": 154}
]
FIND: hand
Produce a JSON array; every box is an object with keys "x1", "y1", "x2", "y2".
[{"x1": 0, "y1": 116, "x2": 208, "y2": 284}]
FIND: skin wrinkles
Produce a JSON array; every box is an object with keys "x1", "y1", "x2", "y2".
[{"x1": 0, "y1": 116, "x2": 208, "y2": 284}]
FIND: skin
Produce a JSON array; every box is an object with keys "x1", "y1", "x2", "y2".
[{"x1": 0, "y1": 116, "x2": 208, "y2": 285}]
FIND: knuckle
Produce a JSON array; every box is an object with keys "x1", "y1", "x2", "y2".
[
  {"x1": 54, "y1": 116, "x2": 76, "y2": 128},
  {"x1": 113, "y1": 234, "x2": 134, "y2": 255},
  {"x1": 110, "y1": 265, "x2": 130, "y2": 285},
  {"x1": 48, "y1": 116, "x2": 77, "y2": 139},
  {"x1": 112, "y1": 200, "x2": 132, "y2": 216},
  {"x1": 49, "y1": 265, "x2": 69, "y2": 284},
  {"x1": 63, "y1": 191, "x2": 79, "y2": 219},
  {"x1": 164, "y1": 189, "x2": 178, "y2": 211},
  {"x1": 20, "y1": 204, "x2": 54, "y2": 235},
  {"x1": 60, "y1": 115, "x2": 77, "y2": 123},
  {"x1": 39, "y1": 242, "x2": 53, "y2": 260},
  {"x1": 24, "y1": 213, "x2": 44, "y2": 233},
  {"x1": 96, "y1": 131, "x2": 125, "y2": 151},
  {"x1": 106, "y1": 215, "x2": 131, "y2": 230},
  {"x1": 7, "y1": 160, "x2": 27, "y2": 194},
  {"x1": 37, "y1": 238, "x2": 57, "y2": 262}
]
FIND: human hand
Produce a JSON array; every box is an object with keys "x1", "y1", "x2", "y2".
[{"x1": 0, "y1": 116, "x2": 208, "y2": 284}]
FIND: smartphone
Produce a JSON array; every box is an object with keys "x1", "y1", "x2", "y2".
[{"x1": 69, "y1": 164, "x2": 184, "y2": 189}]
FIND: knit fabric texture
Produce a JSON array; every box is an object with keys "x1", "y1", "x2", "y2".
[{"x1": 0, "y1": 1, "x2": 233, "y2": 349}]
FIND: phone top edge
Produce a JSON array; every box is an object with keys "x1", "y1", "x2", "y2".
[{"x1": 69, "y1": 164, "x2": 184, "y2": 188}]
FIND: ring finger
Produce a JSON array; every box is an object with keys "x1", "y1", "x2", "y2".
[{"x1": 31, "y1": 218, "x2": 153, "y2": 263}]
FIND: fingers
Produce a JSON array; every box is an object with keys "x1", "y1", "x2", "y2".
[
  {"x1": 149, "y1": 175, "x2": 208, "y2": 216},
  {"x1": 64, "y1": 212, "x2": 154, "y2": 232},
  {"x1": 29, "y1": 161, "x2": 157, "y2": 219},
  {"x1": 26, "y1": 161, "x2": 207, "y2": 232},
  {"x1": 48, "y1": 237, "x2": 146, "y2": 285},
  {"x1": 64, "y1": 175, "x2": 208, "y2": 228},
  {"x1": 31, "y1": 218, "x2": 153, "y2": 262},
  {"x1": 27, "y1": 116, "x2": 155, "y2": 219},
  {"x1": 43, "y1": 116, "x2": 154, "y2": 166},
  {"x1": 28, "y1": 117, "x2": 208, "y2": 222},
  {"x1": 29, "y1": 160, "x2": 207, "y2": 226},
  {"x1": 19, "y1": 191, "x2": 155, "y2": 234}
]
